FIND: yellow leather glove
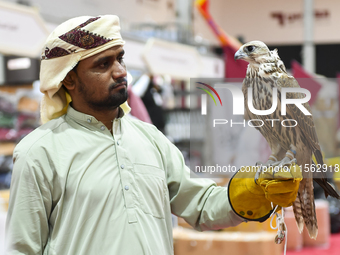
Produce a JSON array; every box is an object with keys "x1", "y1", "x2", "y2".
[{"x1": 228, "y1": 163, "x2": 302, "y2": 222}]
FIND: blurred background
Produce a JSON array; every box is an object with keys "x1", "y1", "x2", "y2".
[{"x1": 1, "y1": 0, "x2": 340, "y2": 254}]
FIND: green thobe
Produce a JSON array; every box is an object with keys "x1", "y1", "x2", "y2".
[{"x1": 6, "y1": 106, "x2": 243, "y2": 255}]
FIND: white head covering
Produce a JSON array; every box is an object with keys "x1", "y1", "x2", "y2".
[{"x1": 40, "y1": 15, "x2": 130, "y2": 123}]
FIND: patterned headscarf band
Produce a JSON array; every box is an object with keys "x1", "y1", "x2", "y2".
[{"x1": 39, "y1": 15, "x2": 130, "y2": 124}]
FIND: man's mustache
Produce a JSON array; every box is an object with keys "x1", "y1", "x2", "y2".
[{"x1": 109, "y1": 78, "x2": 127, "y2": 90}]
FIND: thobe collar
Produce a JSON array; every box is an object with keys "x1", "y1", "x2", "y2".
[{"x1": 65, "y1": 105, "x2": 125, "y2": 135}]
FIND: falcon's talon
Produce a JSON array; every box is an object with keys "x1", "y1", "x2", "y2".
[
  {"x1": 254, "y1": 165, "x2": 262, "y2": 183},
  {"x1": 254, "y1": 159, "x2": 279, "y2": 184},
  {"x1": 281, "y1": 158, "x2": 297, "y2": 168},
  {"x1": 271, "y1": 157, "x2": 296, "y2": 167},
  {"x1": 270, "y1": 157, "x2": 297, "y2": 176}
]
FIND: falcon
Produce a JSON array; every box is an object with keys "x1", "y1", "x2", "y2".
[{"x1": 234, "y1": 40, "x2": 339, "y2": 239}]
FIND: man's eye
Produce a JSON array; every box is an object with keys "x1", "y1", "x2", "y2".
[
  {"x1": 99, "y1": 61, "x2": 109, "y2": 68},
  {"x1": 118, "y1": 57, "x2": 124, "y2": 63}
]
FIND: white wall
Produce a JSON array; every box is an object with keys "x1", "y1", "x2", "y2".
[
  {"x1": 2, "y1": 0, "x2": 177, "y2": 29},
  {"x1": 194, "y1": 0, "x2": 340, "y2": 45},
  {"x1": 2, "y1": 0, "x2": 340, "y2": 46}
]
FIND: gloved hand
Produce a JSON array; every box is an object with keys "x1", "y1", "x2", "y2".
[{"x1": 228, "y1": 163, "x2": 302, "y2": 222}]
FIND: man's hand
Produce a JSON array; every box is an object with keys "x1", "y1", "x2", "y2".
[{"x1": 228, "y1": 163, "x2": 302, "y2": 222}]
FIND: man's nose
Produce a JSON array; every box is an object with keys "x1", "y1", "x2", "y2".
[{"x1": 112, "y1": 62, "x2": 127, "y2": 79}]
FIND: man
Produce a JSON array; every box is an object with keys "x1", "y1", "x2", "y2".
[{"x1": 6, "y1": 15, "x2": 301, "y2": 254}]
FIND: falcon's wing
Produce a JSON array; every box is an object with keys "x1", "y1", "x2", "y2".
[
  {"x1": 276, "y1": 75, "x2": 322, "y2": 163},
  {"x1": 242, "y1": 78, "x2": 286, "y2": 151},
  {"x1": 277, "y1": 75, "x2": 340, "y2": 199}
]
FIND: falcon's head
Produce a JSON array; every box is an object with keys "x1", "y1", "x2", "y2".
[{"x1": 234, "y1": 41, "x2": 274, "y2": 64}]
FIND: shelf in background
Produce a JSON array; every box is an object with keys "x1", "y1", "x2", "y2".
[{"x1": 0, "y1": 84, "x2": 33, "y2": 94}]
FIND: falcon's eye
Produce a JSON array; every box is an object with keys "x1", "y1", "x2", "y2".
[{"x1": 247, "y1": 45, "x2": 255, "y2": 52}]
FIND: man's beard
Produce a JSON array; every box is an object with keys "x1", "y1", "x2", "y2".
[{"x1": 78, "y1": 77, "x2": 128, "y2": 111}]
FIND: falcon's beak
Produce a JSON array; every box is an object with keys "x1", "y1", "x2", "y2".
[{"x1": 234, "y1": 49, "x2": 246, "y2": 60}]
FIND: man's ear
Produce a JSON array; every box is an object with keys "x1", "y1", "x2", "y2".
[{"x1": 62, "y1": 70, "x2": 77, "y2": 91}]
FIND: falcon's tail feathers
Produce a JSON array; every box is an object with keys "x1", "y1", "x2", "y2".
[
  {"x1": 301, "y1": 180, "x2": 318, "y2": 239},
  {"x1": 292, "y1": 194, "x2": 304, "y2": 234}
]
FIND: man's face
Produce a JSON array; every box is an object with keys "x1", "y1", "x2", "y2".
[{"x1": 73, "y1": 45, "x2": 128, "y2": 111}]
